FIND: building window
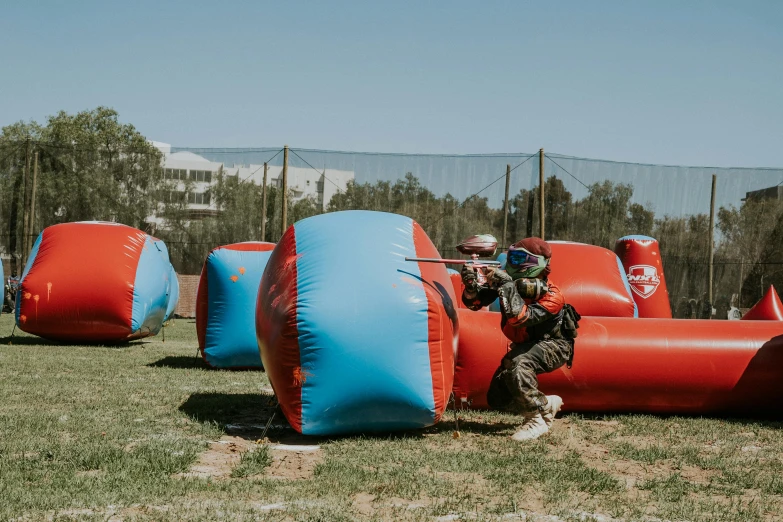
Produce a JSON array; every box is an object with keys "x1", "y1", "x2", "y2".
[
  {"x1": 189, "y1": 170, "x2": 212, "y2": 182},
  {"x1": 187, "y1": 192, "x2": 211, "y2": 205},
  {"x1": 164, "y1": 168, "x2": 187, "y2": 180},
  {"x1": 165, "y1": 190, "x2": 186, "y2": 203},
  {"x1": 316, "y1": 181, "x2": 324, "y2": 193}
]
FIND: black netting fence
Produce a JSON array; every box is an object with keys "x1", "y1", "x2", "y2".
[{"x1": 2, "y1": 138, "x2": 782, "y2": 318}]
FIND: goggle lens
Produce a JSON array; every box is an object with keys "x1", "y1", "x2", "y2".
[{"x1": 508, "y1": 249, "x2": 535, "y2": 267}]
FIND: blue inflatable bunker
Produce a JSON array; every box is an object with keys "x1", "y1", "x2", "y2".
[
  {"x1": 256, "y1": 211, "x2": 457, "y2": 436},
  {"x1": 197, "y1": 242, "x2": 276, "y2": 368},
  {"x1": 153, "y1": 239, "x2": 179, "y2": 322}
]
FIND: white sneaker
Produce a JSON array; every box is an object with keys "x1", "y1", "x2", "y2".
[
  {"x1": 543, "y1": 395, "x2": 563, "y2": 427},
  {"x1": 510, "y1": 413, "x2": 549, "y2": 441}
]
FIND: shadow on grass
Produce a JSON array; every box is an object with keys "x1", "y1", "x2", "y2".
[
  {"x1": 1, "y1": 335, "x2": 64, "y2": 346},
  {"x1": 180, "y1": 391, "x2": 518, "y2": 444},
  {"x1": 0, "y1": 334, "x2": 151, "y2": 348},
  {"x1": 148, "y1": 355, "x2": 264, "y2": 372},
  {"x1": 179, "y1": 391, "x2": 314, "y2": 444},
  {"x1": 148, "y1": 355, "x2": 210, "y2": 370}
]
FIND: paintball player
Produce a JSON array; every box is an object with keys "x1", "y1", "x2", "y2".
[{"x1": 461, "y1": 237, "x2": 577, "y2": 441}]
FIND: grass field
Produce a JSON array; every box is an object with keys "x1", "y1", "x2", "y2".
[{"x1": 1, "y1": 314, "x2": 783, "y2": 521}]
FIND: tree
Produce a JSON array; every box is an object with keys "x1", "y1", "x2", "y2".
[
  {"x1": 568, "y1": 180, "x2": 654, "y2": 248},
  {"x1": 0, "y1": 107, "x2": 162, "y2": 273},
  {"x1": 715, "y1": 198, "x2": 783, "y2": 306}
]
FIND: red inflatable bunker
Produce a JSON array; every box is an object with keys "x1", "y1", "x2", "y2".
[
  {"x1": 454, "y1": 309, "x2": 783, "y2": 415},
  {"x1": 453, "y1": 309, "x2": 509, "y2": 408},
  {"x1": 547, "y1": 241, "x2": 637, "y2": 318},
  {"x1": 614, "y1": 235, "x2": 672, "y2": 318},
  {"x1": 741, "y1": 286, "x2": 783, "y2": 321},
  {"x1": 16, "y1": 222, "x2": 176, "y2": 343}
]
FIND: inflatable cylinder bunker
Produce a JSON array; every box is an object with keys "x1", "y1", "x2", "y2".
[
  {"x1": 16, "y1": 222, "x2": 176, "y2": 343},
  {"x1": 455, "y1": 309, "x2": 783, "y2": 415},
  {"x1": 614, "y1": 235, "x2": 672, "y2": 318},
  {"x1": 489, "y1": 242, "x2": 637, "y2": 318},
  {"x1": 196, "y1": 242, "x2": 276, "y2": 368},
  {"x1": 256, "y1": 211, "x2": 457, "y2": 435}
]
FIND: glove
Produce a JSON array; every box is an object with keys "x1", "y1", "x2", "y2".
[
  {"x1": 486, "y1": 267, "x2": 512, "y2": 290},
  {"x1": 461, "y1": 264, "x2": 479, "y2": 294}
]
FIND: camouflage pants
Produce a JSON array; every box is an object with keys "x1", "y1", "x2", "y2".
[{"x1": 486, "y1": 338, "x2": 573, "y2": 414}]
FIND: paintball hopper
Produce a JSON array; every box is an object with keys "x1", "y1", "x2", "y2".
[{"x1": 456, "y1": 234, "x2": 498, "y2": 258}]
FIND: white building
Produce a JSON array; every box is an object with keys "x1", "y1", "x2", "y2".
[{"x1": 149, "y1": 141, "x2": 354, "y2": 221}]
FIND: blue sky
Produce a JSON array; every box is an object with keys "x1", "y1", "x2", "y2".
[{"x1": 1, "y1": 1, "x2": 781, "y2": 167}]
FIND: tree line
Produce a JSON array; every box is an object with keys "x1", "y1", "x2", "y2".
[{"x1": 1, "y1": 108, "x2": 781, "y2": 312}]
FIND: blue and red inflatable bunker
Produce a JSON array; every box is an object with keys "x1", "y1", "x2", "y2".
[
  {"x1": 197, "y1": 242, "x2": 276, "y2": 368},
  {"x1": 16, "y1": 222, "x2": 178, "y2": 343},
  {"x1": 256, "y1": 211, "x2": 457, "y2": 435}
]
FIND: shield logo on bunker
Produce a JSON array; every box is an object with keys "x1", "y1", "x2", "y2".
[{"x1": 627, "y1": 265, "x2": 660, "y2": 299}]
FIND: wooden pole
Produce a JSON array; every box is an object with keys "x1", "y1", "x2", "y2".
[
  {"x1": 27, "y1": 151, "x2": 39, "y2": 257},
  {"x1": 525, "y1": 191, "x2": 534, "y2": 238},
  {"x1": 21, "y1": 138, "x2": 31, "y2": 270},
  {"x1": 502, "y1": 164, "x2": 511, "y2": 247},
  {"x1": 281, "y1": 145, "x2": 289, "y2": 236},
  {"x1": 538, "y1": 148, "x2": 545, "y2": 239},
  {"x1": 708, "y1": 174, "x2": 717, "y2": 316},
  {"x1": 261, "y1": 162, "x2": 268, "y2": 241}
]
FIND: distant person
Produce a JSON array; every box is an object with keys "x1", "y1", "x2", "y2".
[
  {"x1": 714, "y1": 295, "x2": 730, "y2": 320},
  {"x1": 728, "y1": 293, "x2": 742, "y2": 320},
  {"x1": 675, "y1": 297, "x2": 690, "y2": 319},
  {"x1": 697, "y1": 293, "x2": 713, "y2": 319}
]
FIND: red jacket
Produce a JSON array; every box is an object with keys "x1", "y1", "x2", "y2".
[{"x1": 463, "y1": 278, "x2": 565, "y2": 344}]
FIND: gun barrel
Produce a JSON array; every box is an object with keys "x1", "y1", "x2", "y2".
[{"x1": 405, "y1": 257, "x2": 501, "y2": 265}]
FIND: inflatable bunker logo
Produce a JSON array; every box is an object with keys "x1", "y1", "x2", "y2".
[{"x1": 627, "y1": 265, "x2": 660, "y2": 299}]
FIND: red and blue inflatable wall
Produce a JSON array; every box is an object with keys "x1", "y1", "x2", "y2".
[
  {"x1": 196, "y1": 242, "x2": 276, "y2": 368},
  {"x1": 16, "y1": 222, "x2": 177, "y2": 343},
  {"x1": 256, "y1": 211, "x2": 456, "y2": 435}
]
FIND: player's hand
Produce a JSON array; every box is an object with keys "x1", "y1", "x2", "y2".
[
  {"x1": 461, "y1": 264, "x2": 479, "y2": 293},
  {"x1": 486, "y1": 267, "x2": 512, "y2": 289}
]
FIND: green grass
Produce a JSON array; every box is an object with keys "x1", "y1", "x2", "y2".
[
  {"x1": 231, "y1": 445, "x2": 272, "y2": 478},
  {"x1": 1, "y1": 315, "x2": 782, "y2": 521}
]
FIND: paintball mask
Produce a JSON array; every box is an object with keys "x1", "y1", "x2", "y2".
[{"x1": 506, "y1": 245, "x2": 549, "y2": 280}]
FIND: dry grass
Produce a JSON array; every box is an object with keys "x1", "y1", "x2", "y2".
[{"x1": 1, "y1": 314, "x2": 782, "y2": 521}]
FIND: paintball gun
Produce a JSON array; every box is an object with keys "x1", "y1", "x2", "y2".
[{"x1": 405, "y1": 234, "x2": 502, "y2": 285}]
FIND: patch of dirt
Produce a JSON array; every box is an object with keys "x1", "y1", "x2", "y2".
[
  {"x1": 265, "y1": 444, "x2": 323, "y2": 480},
  {"x1": 385, "y1": 496, "x2": 432, "y2": 510},
  {"x1": 510, "y1": 486, "x2": 547, "y2": 515},
  {"x1": 175, "y1": 436, "x2": 252, "y2": 479},
  {"x1": 433, "y1": 470, "x2": 488, "y2": 489},
  {"x1": 352, "y1": 492, "x2": 376, "y2": 516},
  {"x1": 553, "y1": 422, "x2": 717, "y2": 490}
]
